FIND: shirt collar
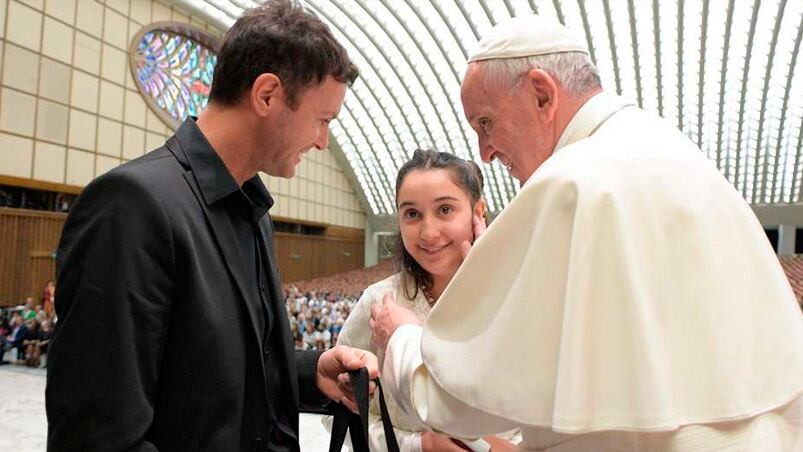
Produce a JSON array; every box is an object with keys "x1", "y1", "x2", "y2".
[
  {"x1": 242, "y1": 176, "x2": 274, "y2": 222},
  {"x1": 553, "y1": 92, "x2": 634, "y2": 153},
  {"x1": 174, "y1": 117, "x2": 274, "y2": 214}
]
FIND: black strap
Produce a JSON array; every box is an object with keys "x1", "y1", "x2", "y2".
[
  {"x1": 329, "y1": 368, "x2": 400, "y2": 452},
  {"x1": 375, "y1": 378, "x2": 400, "y2": 451}
]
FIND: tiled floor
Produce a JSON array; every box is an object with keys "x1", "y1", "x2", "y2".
[
  {"x1": 0, "y1": 363, "x2": 47, "y2": 452},
  {"x1": 0, "y1": 353, "x2": 334, "y2": 451}
]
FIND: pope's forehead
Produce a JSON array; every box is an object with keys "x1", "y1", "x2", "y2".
[
  {"x1": 461, "y1": 64, "x2": 503, "y2": 106},
  {"x1": 461, "y1": 64, "x2": 491, "y2": 94},
  {"x1": 461, "y1": 78, "x2": 494, "y2": 121}
]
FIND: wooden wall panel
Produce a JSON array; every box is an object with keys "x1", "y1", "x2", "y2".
[
  {"x1": 0, "y1": 207, "x2": 364, "y2": 305},
  {"x1": 0, "y1": 208, "x2": 66, "y2": 307},
  {"x1": 275, "y1": 232, "x2": 364, "y2": 283}
]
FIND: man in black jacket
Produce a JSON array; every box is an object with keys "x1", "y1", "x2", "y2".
[{"x1": 45, "y1": 1, "x2": 377, "y2": 450}]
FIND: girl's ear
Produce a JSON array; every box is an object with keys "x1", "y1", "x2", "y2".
[{"x1": 474, "y1": 198, "x2": 486, "y2": 219}]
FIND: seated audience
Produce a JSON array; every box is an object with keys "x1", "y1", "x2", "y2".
[
  {"x1": 23, "y1": 319, "x2": 53, "y2": 367},
  {"x1": 21, "y1": 297, "x2": 36, "y2": 321},
  {"x1": 2, "y1": 314, "x2": 28, "y2": 362}
]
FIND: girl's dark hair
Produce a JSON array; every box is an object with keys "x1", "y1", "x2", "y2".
[{"x1": 394, "y1": 149, "x2": 484, "y2": 301}]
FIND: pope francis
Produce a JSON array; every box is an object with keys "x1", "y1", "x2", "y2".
[{"x1": 369, "y1": 14, "x2": 803, "y2": 452}]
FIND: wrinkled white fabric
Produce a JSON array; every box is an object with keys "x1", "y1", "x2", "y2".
[
  {"x1": 385, "y1": 325, "x2": 803, "y2": 451},
  {"x1": 382, "y1": 92, "x2": 803, "y2": 451}
]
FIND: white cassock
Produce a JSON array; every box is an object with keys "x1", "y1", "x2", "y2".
[{"x1": 382, "y1": 92, "x2": 803, "y2": 451}]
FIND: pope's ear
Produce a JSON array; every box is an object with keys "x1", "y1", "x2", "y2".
[{"x1": 526, "y1": 68, "x2": 559, "y2": 121}]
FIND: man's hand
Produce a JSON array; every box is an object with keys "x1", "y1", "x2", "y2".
[
  {"x1": 369, "y1": 293, "x2": 422, "y2": 353},
  {"x1": 460, "y1": 213, "x2": 488, "y2": 259},
  {"x1": 316, "y1": 345, "x2": 379, "y2": 413}
]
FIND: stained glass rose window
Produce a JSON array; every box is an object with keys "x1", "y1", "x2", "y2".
[{"x1": 129, "y1": 23, "x2": 221, "y2": 129}]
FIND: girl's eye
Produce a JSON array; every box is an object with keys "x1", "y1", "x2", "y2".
[
  {"x1": 439, "y1": 205, "x2": 453, "y2": 215},
  {"x1": 403, "y1": 209, "x2": 419, "y2": 220}
]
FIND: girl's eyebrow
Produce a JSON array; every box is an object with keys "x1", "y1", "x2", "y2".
[{"x1": 398, "y1": 195, "x2": 459, "y2": 209}]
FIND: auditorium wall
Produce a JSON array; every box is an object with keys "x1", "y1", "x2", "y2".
[
  {"x1": 0, "y1": 0, "x2": 213, "y2": 189},
  {"x1": 0, "y1": 0, "x2": 368, "y2": 303},
  {"x1": 261, "y1": 149, "x2": 366, "y2": 230},
  {"x1": 0, "y1": 0, "x2": 366, "y2": 229},
  {"x1": 0, "y1": 205, "x2": 365, "y2": 305},
  {"x1": 0, "y1": 207, "x2": 63, "y2": 306}
]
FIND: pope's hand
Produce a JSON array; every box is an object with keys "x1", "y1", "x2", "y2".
[
  {"x1": 483, "y1": 435, "x2": 517, "y2": 451},
  {"x1": 421, "y1": 432, "x2": 470, "y2": 452},
  {"x1": 460, "y1": 213, "x2": 487, "y2": 259},
  {"x1": 370, "y1": 293, "x2": 423, "y2": 353},
  {"x1": 316, "y1": 345, "x2": 379, "y2": 413}
]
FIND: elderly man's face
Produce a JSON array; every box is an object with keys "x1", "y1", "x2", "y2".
[{"x1": 461, "y1": 63, "x2": 556, "y2": 185}]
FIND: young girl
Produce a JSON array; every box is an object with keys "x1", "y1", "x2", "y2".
[{"x1": 334, "y1": 149, "x2": 518, "y2": 451}]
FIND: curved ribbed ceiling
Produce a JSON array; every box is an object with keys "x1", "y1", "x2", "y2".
[{"x1": 177, "y1": 0, "x2": 803, "y2": 215}]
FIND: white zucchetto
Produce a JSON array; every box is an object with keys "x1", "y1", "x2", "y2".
[{"x1": 468, "y1": 14, "x2": 589, "y2": 62}]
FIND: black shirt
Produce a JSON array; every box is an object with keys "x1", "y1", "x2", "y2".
[{"x1": 187, "y1": 119, "x2": 297, "y2": 451}]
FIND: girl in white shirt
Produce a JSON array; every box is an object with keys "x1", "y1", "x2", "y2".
[{"x1": 333, "y1": 149, "x2": 519, "y2": 452}]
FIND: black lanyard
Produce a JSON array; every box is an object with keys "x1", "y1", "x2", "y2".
[{"x1": 329, "y1": 368, "x2": 400, "y2": 452}]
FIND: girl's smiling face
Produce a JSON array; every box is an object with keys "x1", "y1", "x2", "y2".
[{"x1": 397, "y1": 169, "x2": 477, "y2": 280}]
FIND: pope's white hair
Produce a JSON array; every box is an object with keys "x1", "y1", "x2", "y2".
[{"x1": 476, "y1": 51, "x2": 601, "y2": 97}]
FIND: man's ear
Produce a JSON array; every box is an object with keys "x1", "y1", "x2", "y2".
[
  {"x1": 250, "y1": 73, "x2": 282, "y2": 117},
  {"x1": 526, "y1": 68, "x2": 560, "y2": 123}
]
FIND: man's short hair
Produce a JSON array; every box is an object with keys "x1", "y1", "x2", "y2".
[
  {"x1": 209, "y1": 0, "x2": 358, "y2": 108},
  {"x1": 479, "y1": 51, "x2": 601, "y2": 98}
]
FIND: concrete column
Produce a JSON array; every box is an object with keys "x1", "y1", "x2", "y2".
[
  {"x1": 777, "y1": 224, "x2": 796, "y2": 255},
  {"x1": 364, "y1": 221, "x2": 379, "y2": 267}
]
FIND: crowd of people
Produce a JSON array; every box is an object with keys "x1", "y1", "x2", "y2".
[
  {"x1": 0, "y1": 281, "x2": 56, "y2": 367},
  {"x1": 285, "y1": 287, "x2": 352, "y2": 351},
  {"x1": 0, "y1": 266, "x2": 393, "y2": 366},
  {"x1": 284, "y1": 259, "x2": 394, "y2": 351}
]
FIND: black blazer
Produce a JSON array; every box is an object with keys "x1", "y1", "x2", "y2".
[{"x1": 46, "y1": 120, "x2": 327, "y2": 451}]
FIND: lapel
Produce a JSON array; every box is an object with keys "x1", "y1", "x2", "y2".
[{"x1": 165, "y1": 135, "x2": 265, "y2": 355}]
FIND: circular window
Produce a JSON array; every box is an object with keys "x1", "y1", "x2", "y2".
[{"x1": 129, "y1": 23, "x2": 221, "y2": 130}]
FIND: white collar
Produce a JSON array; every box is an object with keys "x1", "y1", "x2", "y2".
[{"x1": 553, "y1": 92, "x2": 633, "y2": 153}]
